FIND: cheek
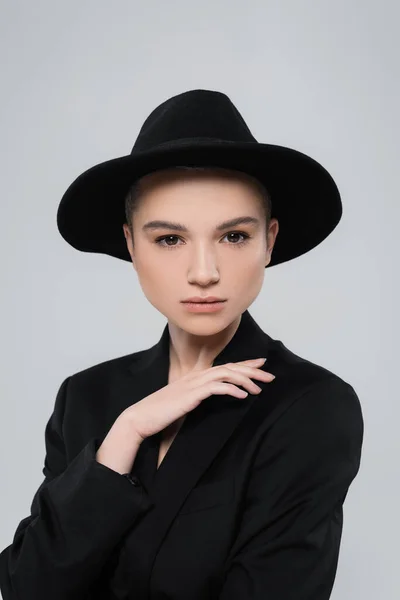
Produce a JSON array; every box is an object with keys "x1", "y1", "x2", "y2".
[
  {"x1": 136, "y1": 257, "x2": 179, "y2": 291},
  {"x1": 229, "y1": 246, "x2": 266, "y2": 270},
  {"x1": 234, "y1": 253, "x2": 266, "y2": 287},
  {"x1": 236, "y1": 262, "x2": 264, "y2": 286}
]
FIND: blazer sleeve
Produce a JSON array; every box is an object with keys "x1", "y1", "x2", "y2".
[
  {"x1": 218, "y1": 377, "x2": 364, "y2": 600},
  {"x1": 0, "y1": 376, "x2": 154, "y2": 600}
]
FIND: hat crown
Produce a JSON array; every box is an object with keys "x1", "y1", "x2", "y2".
[{"x1": 132, "y1": 89, "x2": 258, "y2": 153}]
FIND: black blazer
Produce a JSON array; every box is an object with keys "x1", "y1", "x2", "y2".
[{"x1": 0, "y1": 310, "x2": 364, "y2": 600}]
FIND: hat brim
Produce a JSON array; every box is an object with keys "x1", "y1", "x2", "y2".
[{"x1": 56, "y1": 139, "x2": 342, "y2": 268}]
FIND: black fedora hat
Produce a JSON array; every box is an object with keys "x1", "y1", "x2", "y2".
[{"x1": 56, "y1": 88, "x2": 342, "y2": 267}]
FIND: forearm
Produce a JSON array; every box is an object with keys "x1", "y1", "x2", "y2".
[
  {"x1": 96, "y1": 411, "x2": 144, "y2": 475},
  {"x1": 1, "y1": 419, "x2": 149, "y2": 600}
]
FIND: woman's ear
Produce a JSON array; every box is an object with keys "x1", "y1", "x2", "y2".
[
  {"x1": 122, "y1": 224, "x2": 136, "y2": 269},
  {"x1": 266, "y1": 218, "x2": 279, "y2": 261}
]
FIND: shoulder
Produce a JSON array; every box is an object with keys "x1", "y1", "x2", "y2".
[
  {"x1": 268, "y1": 336, "x2": 359, "y2": 394},
  {"x1": 263, "y1": 337, "x2": 364, "y2": 439}
]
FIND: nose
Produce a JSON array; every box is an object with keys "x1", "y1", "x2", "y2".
[{"x1": 187, "y1": 246, "x2": 220, "y2": 285}]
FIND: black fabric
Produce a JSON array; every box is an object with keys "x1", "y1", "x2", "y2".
[{"x1": 0, "y1": 310, "x2": 364, "y2": 599}]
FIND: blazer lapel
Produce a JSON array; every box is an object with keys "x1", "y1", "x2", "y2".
[{"x1": 117, "y1": 310, "x2": 278, "y2": 591}]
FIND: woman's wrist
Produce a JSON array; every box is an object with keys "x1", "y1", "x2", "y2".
[{"x1": 95, "y1": 413, "x2": 143, "y2": 475}]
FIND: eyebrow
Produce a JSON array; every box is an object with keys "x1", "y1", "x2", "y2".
[{"x1": 142, "y1": 216, "x2": 261, "y2": 232}]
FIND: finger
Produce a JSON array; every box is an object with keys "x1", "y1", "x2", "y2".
[{"x1": 236, "y1": 358, "x2": 266, "y2": 365}]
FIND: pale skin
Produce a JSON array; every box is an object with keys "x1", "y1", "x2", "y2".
[
  {"x1": 122, "y1": 169, "x2": 279, "y2": 375},
  {"x1": 96, "y1": 169, "x2": 279, "y2": 472},
  {"x1": 127, "y1": 170, "x2": 278, "y2": 463}
]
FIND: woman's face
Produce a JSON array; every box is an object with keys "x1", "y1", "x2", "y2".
[{"x1": 123, "y1": 170, "x2": 279, "y2": 336}]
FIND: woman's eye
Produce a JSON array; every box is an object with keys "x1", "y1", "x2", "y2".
[{"x1": 155, "y1": 232, "x2": 251, "y2": 249}]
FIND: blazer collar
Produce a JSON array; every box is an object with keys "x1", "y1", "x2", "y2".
[
  {"x1": 128, "y1": 307, "x2": 274, "y2": 375},
  {"x1": 119, "y1": 309, "x2": 278, "y2": 585},
  {"x1": 125, "y1": 309, "x2": 276, "y2": 491}
]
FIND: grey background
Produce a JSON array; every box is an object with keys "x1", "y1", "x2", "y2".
[{"x1": 0, "y1": 1, "x2": 398, "y2": 598}]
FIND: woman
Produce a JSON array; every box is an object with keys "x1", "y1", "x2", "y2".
[{"x1": 0, "y1": 89, "x2": 364, "y2": 600}]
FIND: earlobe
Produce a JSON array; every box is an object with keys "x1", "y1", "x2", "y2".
[
  {"x1": 265, "y1": 240, "x2": 275, "y2": 266},
  {"x1": 122, "y1": 224, "x2": 135, "y2": 266},
  {"x1": 265, "y1": 220, "x2": 279, "y2": 263}
]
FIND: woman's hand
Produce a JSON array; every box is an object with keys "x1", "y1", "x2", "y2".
[{"x1": 124, "y1": 358, "x2": 276, "y2": 442}]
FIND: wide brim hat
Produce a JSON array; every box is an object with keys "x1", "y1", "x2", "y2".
[{"x1": 57, "y1": 89, "x2": 342, "y2": 268}]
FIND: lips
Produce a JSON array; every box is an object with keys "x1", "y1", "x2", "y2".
[
  {"x1": 183, "y1": 300, "x2": 225, "y2": 304},
  {"x1": 182, "y1": 297, "x2": 226, "y2": 303}
]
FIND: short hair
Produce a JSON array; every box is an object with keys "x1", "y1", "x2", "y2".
[{"x1": 124, "y1": 165, "x2": 272, "y2": 239}]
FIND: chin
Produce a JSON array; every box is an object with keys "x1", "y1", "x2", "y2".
[{"x1": 179, "y1": 310, "x2": 234, "y2": 332}]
